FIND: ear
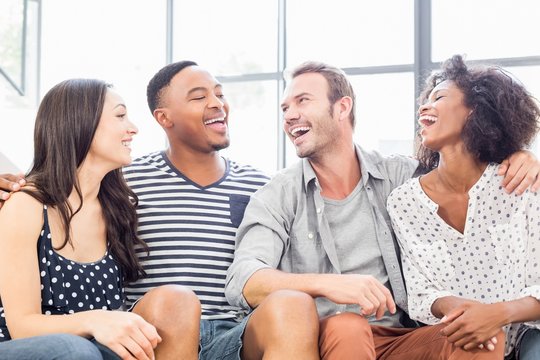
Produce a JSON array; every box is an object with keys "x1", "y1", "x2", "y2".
[
  {"x1": 337, "y1": 96, "x2": 353, "y2": 123},
  {"x1": 154, "y1": 109, "x2": 173, "y2": 129}
]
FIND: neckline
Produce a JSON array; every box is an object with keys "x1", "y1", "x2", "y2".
[
  {"x1": 160, "y1": 151, "x2": 230, "y2": 190},
  {"x1": 413, "y1": 164, "x2": 496, "y2": 237},
  {"x1": 42, "y1": 205, "x2": 110, "y2": 266}
]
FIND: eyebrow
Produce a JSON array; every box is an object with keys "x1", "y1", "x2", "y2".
[
  {"x1": 280, "y1": 92, "x2": 311, "y2": 108},
  {"x1": 186, "y1": 84, "x2": 223, "y2": 97},
  {"x1": 113, "y1": 104, "x2": 126, "y2": 109}
]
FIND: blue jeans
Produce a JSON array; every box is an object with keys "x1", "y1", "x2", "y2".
[
  {"x1": 519, "y1": 328, "x2": 540, "y2": 360},
  {"x1": 0, "y1": 334, "x2": 120, "y2": 360},
  {"x1": 199, "y1": 316, "x2": 251, "y2": 360}
]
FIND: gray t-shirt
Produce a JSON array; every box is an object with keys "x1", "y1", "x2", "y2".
[{"x1": 324, "y1": 179, "x2": 403, "y2": 327}]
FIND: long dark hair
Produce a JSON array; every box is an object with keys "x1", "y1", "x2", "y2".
[
  {"x1": 416, "y1": 55, "x2": 540, "y2": 172},
  {"x1": 23, "y1": 79, "x2": 147, "y2": 282}
]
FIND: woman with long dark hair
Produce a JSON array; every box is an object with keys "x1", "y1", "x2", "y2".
[
  {"x1": 0, "y1": 79, "x2": 161, "y2": 359},
  {"x1": 388, "y1": 55, "x2": 540, "y2": 359}
]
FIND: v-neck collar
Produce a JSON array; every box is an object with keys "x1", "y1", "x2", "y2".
[
  {"x1": 160, "y1": 151, "x2": 230, "y2": 190},
  {"x1": 413, "y1": 164, "x2": 496, "y2": 237}
]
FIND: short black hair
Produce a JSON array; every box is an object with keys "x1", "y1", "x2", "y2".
[
  {"x1": 417, "y1": 54, "x2": 540, "y2": 171},
  {"x1": 146, "y1": 60, "x2": 198, "y2": 113}
]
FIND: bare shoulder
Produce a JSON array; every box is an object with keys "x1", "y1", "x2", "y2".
[
  {"x1": 0, "y1": 190, "x2": 43, "y2": 243},
  {"x1": 1, "y1": 190, "x2": 42, "y2": 214}
]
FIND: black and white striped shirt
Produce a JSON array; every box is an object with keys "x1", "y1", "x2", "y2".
[{"x1": 123, "y1": 151, "x2": 269, "y2": 320}]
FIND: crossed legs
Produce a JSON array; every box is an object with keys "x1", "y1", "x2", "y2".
[{"x1": 319, "y1": 312, "x2": 506, "y2": 360}]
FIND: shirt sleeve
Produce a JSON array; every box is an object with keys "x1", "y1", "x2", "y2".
[
  {"x1": 225, "y1": 180, "x2": 292, "y2": 311},
  {"x1": 521, "y1": 190, "x2": 540, "y2": 328},
  {"x1": 387, "y1": 188, "x2": 454, "y2": 325}
]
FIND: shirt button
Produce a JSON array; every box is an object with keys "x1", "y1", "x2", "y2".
[
  {"x1": 308, "y1": 232, "x2": 314, "y2": 239},
  {"x1": 316, "y1": 208, "x2": 321, "y2": 214}
]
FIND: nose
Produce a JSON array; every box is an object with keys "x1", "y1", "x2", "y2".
[
  {"x1": 283, "y1": 105, "x2": 300, "y2": 123},
  {"x1": 127, "y1": 118, "x2": 138, "y2": 135},
  {"x1": 417, "y1": 101, "x2": 432, "y2": 115},
  {"x1": 208, "y1": 93, "x2": 225, "y2": 109}
]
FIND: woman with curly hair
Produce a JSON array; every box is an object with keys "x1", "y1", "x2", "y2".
[{"x1": 387, "y1": 55, "x2": 540, "y2": 359}]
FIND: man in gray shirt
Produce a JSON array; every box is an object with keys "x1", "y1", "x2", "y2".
[{"x1": 225, "y1": 61, "x2": 537, "y2": 359}]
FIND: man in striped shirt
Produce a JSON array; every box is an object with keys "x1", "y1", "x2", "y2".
[{"x1": 122, "y1": 61, "x2": 320, "y2": 360}]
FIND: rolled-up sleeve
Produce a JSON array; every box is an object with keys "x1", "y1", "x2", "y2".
[{"x1": 225, "y1": 180, "x2": 293, "y2": 311}]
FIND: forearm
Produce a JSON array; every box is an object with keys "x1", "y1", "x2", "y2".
[
  {"x1": 244, "y1": 268, "x2": 335, "y2": 308},
  {"x1": 7, "y1": 310, "x2": 104, "y2": 340},
  {"x1": 496, "y1": 296, "x2": 540, "y2": 325}
]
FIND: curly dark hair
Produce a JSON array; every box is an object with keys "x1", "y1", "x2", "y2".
[
  {"x1": 146, "y1": 60, "x2": 198, "y2": 113},
  {"x1": 416, "y1": 54, "x2": 540, "y2": 172}
]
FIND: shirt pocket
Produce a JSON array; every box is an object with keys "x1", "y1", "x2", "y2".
[
  {"x1": 229, "y1": 194, "x2": 251, "y2": 228},
  {"x1": 488, "y1": 216, "x2": 526, "y2": 266},
  {"x1": 289, "y1": 232, "x2": 326, "y2": 274}
]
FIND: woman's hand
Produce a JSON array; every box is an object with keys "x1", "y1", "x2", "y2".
[
  {"x1": 440, "y1": 302, "x2": 505, "y2": 351},
  {"x1": 89, "y1": 310, "x2": 162, "y2": 360}
]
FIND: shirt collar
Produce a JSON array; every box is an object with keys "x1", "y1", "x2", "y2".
[{"x1": 301, "y1": 144, "x2": 385, "y2": 191}]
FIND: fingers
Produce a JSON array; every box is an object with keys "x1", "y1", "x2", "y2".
[
  {"x1": 508, "y1": 164, "x2": 538, "y2": 195},
  {"x1": 138, "y1": 321, "x2": 162, "y2": 349},
  {"x1": 500, "y1": 152, "x2": 540, "y2": 194},
  {"x1": 358, "y1": 278, "x2": 395, "y2": 319},
  {"x1": 478, "y1": 337, "x2": 497, "y2": 351},
  {"x1": 439, "y1": 307, "x2": 465, "y2": 326},
  {"x1": 0, "y1": 173, "x2": 26, "y2": 192},
  {"x1": 108, "y1": 343, "x2": 137, "y2": 360},
  {"x1": 498, "y1": 160, "x2": 509, "y2": 176},
  {"x1": 456, "y1": 336, "x2": 497, "y2": 351},
  {"x1": 0, "y1": 174, "x2": 25, "y2": 209},
  {"x1": 127, "y1": 328, "x2": 155, "y2": 360}
]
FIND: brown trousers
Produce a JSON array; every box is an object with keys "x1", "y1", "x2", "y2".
[{"x1": 319, "y1": 312, "x2": 505, "y2": 360}]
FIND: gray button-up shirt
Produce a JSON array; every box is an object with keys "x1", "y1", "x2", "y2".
[{"x1": 225, "y1": 146, "x2": 418, "y2": 322}]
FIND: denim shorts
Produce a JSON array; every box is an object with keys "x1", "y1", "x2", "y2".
[{"x1": 199, "y1": 315, "x2": 251, "y2": 360}]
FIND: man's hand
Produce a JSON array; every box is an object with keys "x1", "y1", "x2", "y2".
[
  {"x1": 322, "y1": 274, "x2": 396, "y2": 319},
  {"x1": 0, "y1": 173, "x2": 26, "y2": 209},
  {"x1": 440, "y1": 302, "x2": 505, "y2": 351},
  {"x1": 498, "y1": 150, "x2": 540, "y2": 195}
]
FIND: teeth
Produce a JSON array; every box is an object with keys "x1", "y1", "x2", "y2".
[
  {"x1": 204, "y1": 117, "x2": 225, "y2": 125},
  {"x1": 419, "y1": 115, "x2": 437, "y2": 123},
  {"x1": 290, "y1": 126, "x2": 311, "y2": 136}
]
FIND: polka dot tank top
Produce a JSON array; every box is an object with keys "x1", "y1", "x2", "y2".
[{"x1": 0, "y1": 205, "x2": 124, "y2": 341}]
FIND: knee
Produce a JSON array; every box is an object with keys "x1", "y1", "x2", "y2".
[
  {"x1": 259, "y1": 289, "x2": 318, "y2": 323},
  {"x1": 320, "y1": 312, "x2": 371, "y2": 341},
  {"x1": 137, "y1": 285, "x2": 201, "y2": 323}
]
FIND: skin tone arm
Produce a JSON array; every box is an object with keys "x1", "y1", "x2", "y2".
[
  {"x1": 0, "y1": 192, "x2": 161, "y2": 360},
  {"x1": 244, "y1": 268, "x2": 396, "y2": 320},
  {"x1": 432, "y1": 295, "x2": 540, "y2": 351}
]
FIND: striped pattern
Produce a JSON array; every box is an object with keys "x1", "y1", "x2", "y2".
[{"x1": 123, "y1": 151, "x2": 269, "y2": 320}]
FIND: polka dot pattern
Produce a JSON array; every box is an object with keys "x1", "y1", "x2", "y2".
[
  {"x1": 388, "y1": 164, "x2": 540, "y2": 356},
  {"x1": 0, "y1": 205, "x2": 124, "y2": 341}
]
